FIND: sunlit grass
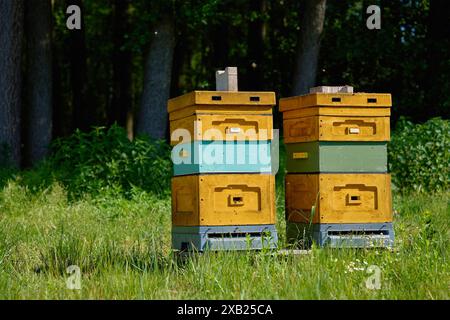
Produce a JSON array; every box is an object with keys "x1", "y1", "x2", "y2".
[{"x1": 0, "y1": 180, "x2": 448, "y2": 299}]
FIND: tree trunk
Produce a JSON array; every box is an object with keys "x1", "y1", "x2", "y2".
[
  {"x1": 424, "y1": 0, "x2": 450, "y2": 119},
  {"x1": 66, "y1": 0, "x2": 92, "y2": 131},
  {"x1": 211, "y1": 24, "x2": 229, "y2": 68},
  {"x1": 292, "y1": 0, "x2": 327, "y2": 95},
  {"x1": 170, "y1": 34, "x2": 184, "y2": 98},
  {"x1": 25, "y1": 0, "x2": 53, "y2": 166},
  {"x1": 52, "y1": 0, "x2": 69, "y2": 138},
  {"x1": 109, "y1": 0, "x2": 132, "y2": 128},
  {"x1": 247, "y1": 0, "x2": 266, "y2": 91},
  {"x1": 137, "y1": 16, "x2": 175, "y2": 140},
  {"x1": 0, "y1": 0, "x2": 24, "y2": 167},
  {"x1": 207, "y1": 23, "x2": 229, "y2": 89}
]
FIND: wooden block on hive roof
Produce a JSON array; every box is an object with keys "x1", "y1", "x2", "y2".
[
  {"x1": 309, "y1": 85, "x2": 354, "y2": 94},
  {"x1": 216, "y1": 66, "x2": 238, "y2": 91}
]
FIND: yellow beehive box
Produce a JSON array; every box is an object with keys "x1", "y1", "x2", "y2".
[
  {"x1": 285, "y1": 173, "x2": 392, "y2": 224},
  {"x1": 168, "y1": 91, "x2": 275, "y2": 145},
  {"x1": 279, "y1": 92, "x2": 391, "y2": 143},
  {"x1": 283, "y1": 115, "x2": 390, "y2": 143},
  {"x1": 172, "y1": 174, "x2": 275, "y2": 226},
  {"x1": 280, "y1": 93, "x2": 391, "y2": 111}
]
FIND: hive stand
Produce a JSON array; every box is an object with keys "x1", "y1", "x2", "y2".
[{"x1": 286, "y1": 222, "x2": 394, "y2": 248}]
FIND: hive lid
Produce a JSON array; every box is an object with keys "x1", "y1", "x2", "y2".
[
  {"x1": 279, "y1": 92, "x2": 392, "y2": 112},
  {"x1": 167, "y1": 91, "x2": 276, "y2": 114}
]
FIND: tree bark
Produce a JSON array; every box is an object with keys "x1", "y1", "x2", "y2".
[
  {"x1": 25, "y1": 0, "x2": 53, "y2": 166},
  {"x1": 170, "y1": 32, "x2": 184, "y2": 98},
  {"x1": 109, "y1": 0, "x2": 132, "y2": 128},
  {"x1": 208, "y1": 23, "x2": 229, "y2": 89},
  {"x1": 211, "y1": 24, "x2": 229, "y2": 68},
  {"x1": 66, "y1": 0, "x2": 93, "y2": 131},
  {"x1": 424, "y1": 0, "x2": 450, "y2": 119},
  {"x1": 247, "y1": 0, "x2": 266, "y2": 91},
  {"x1": 0, "y1": 0, "x2": 24, "y2": 167},
  {"x1": 137, "y1": 16, "x2": 175, "y2": 140},
  {"x1": 292, "y1": 0, "x2": 326, "y2": 95}
]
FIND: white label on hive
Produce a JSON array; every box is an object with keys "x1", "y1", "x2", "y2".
[
  {"x1": 349, "y1": 127, "x2": 360, "y2": 134},
  {"x1": 228, "y1": 127, "x2": 241, "y2": 133}
]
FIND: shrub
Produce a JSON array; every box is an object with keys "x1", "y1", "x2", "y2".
[
  {"x1": 46, "y1": 125, "x2": 172, "y2": 199},
  {"x1": 0, "y1": 166, "x2": 17, "y2": 189},
  {"x1": 389, "y1": 117, "x2": 449, "y2": 193}
]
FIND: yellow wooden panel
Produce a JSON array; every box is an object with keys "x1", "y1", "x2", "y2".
[
  {"x1": 283, "y1": 117, "x2": 318, "y2": 144},
  {"x1": 279, "y1": 93, "x2": 392, "y2": 112},
  {"x1": 169, "y1": 105, "x2": 273, "y2": 121},
  {"x1": 282, "y1": 106, "x2": 391, "y2": 119},
  {"x1": 285, "y1": 173, "x2": 392, "y2": 224},
  {"x1": 285, "y1": 174, "x2": 319, "y2": 222},
  {"x1": 170, "y1": 114, "x2": 273, "y2": 145},
  {"x1": 168, "y1": 91, "x2": 276, "y2": 113},
  {"x1": 320, "y1": 116, "x2": 390, "y2": 141},
  {"x1": 283, "y1": 116, "x2": 390, "y2": 143},
  {"x1": 172, "y1": 174, "x2": 275, "y2": 226}
]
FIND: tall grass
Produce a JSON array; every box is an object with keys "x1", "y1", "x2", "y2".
[{"x1": 0, "y1": 180, "x2": 448, "y2": 299}]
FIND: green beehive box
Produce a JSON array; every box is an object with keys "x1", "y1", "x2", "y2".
[{"x1": 286, "y1": 141, "x2": 387, "y2": 173}]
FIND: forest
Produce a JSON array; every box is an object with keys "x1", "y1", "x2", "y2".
[{"x1": 0, "y1": 0, "x2": 449, "y2": 168}]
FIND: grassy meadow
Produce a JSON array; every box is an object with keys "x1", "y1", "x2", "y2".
[
  {"x1": 0, "y1": 122, "x2": 448, "y2": 300},
  {"x1": 0, "y1": 178, "x2": 448, "y2": 299}
]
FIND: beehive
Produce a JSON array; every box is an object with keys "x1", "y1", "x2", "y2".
[
  {"x1": 280, "y1": 88, "x2": 394, "y2": 248},
  {"x1": 168, "y1": 71, "x2": 278, "y2": 251}
]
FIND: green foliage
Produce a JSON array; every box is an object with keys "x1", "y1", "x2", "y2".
[
  {"x1": 0, "y1": 167, "x2": 17, "y2": 189},
  {"x1": 50, "y1": 0, "x2": 448, "y2": 134},
  {"x1": 320, "y1": 0, "x2": 450, "y2": 121},
  {"x1": 389, "y1": 118, "x2": 449, "y2": 193},
  {"x1": 45, "y1": 125, "x2": 171, "y2": 199}
]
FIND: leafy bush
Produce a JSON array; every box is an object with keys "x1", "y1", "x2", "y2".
[
  {"x1": 45, "y1": 125, "x2": 171, "y2": 198},
  {"x1": 389, "y1": 117, "x2": 449, "y2": 193},
  {"x1": 0, "y1": 166, "x2": 17, "y2": 189}
]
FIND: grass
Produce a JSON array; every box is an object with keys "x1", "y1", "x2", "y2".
[{"x1": 0, "y1": 177, "x2": 448, "y2": 300}]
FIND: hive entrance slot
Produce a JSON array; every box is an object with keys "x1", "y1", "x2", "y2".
[
  {"x1": 208, "y1": 232, "x2": 263, "y2": 239},
  {"x1": 331, "y1": 97, "x2": 341, "y2": 102},
  {"x1": 212, "y1": 95, "x2": 222, "y2": 101},
  {"x1": 350, "y1": 196, "x2": 360, "y2": 201},
  {"x1": 228, "y1": 194, "x2": 245, "y2": 207},
  {"x1": 233, "y1": 196, "x2": 243, "y2": 203},
  {"x1": 250, "y1": 96, "x2": 260, "y2": 102},
  {"x1": 367, "y1": 98, "x2": 377, "y2": 103},
  {"x1": 328, "y1": 230, "x2": 389, "y2": 236}
]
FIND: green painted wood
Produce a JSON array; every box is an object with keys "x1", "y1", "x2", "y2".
[
  {"x1": 172, "y1": 141, "x2": 273, "y2": 175},
  {"x1": 286, "y1": 142, "x2": 387, "y2": 173}
]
